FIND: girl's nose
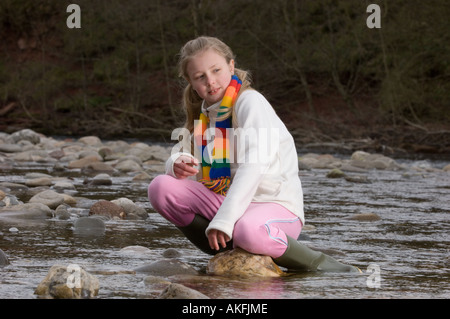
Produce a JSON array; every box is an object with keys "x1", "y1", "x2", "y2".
[{"x1": 206, "y1": 75, "x2": 215, "y2": 86}]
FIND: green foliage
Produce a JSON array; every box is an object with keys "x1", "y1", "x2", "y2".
[{"x1": 0, "y1": 0, "x2": 448, "y2": 135}]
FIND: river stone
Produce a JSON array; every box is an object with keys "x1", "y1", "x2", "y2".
[
  {"x1": 25, "y1": 177, "x2": 53, "y2": 187},
  {"x1": 111, "y1": 197, "x2": 147, "y2": 220},
  {"x1": 73, "y1": 217, "x2": 106, "y2": 235},
  {"x1": 81, "y1": 162, "x2": 116, "y2": 175},
  {"x1": 0, "y1": 203, "x2": 53, "y2": 219},
  {"x1": 7, "y1": 129, "x2": 41, "y2": 144},
  {"x1": 162, "y1": 248, "x2": 182, "y2": 258},
  {"x1": 91, "y1": 173, "x2": 113, "y2": 185},
  {"x1": 134, "y1": 259, "x2": 198, "y2": 276},
  {"x1": 350, "y1": 151, "x2": 399, "y2": 170},
  {"x1": 1, "y1": 194, "x2": 20, "y2": 206},
  {"x1": 0, "y1": 143, "x2": 23, "y2": 153},
  {"x1": 326, "y1": 168, "x2": 345, "y2": 178},
  {"x1": 115, "y1": 159, "x2": 142, "y2": 172},
  {"x1": 0, "y1": 182, "x2": 29, "y2": 196},
  {"x1": 206, "y1": 248, "x2": 284, "y2": 277},
  {"x1": 344, "y1": 174, "x2": 370, "y2": 183},
  {"x1": 346, "y1": 212, "x2": 381, "y2": 221},
  {"x1": 78, "y1": 135, "x2": 102, "y2": 146},
  {"x1": 89, "y1": 200, "x2": 125, "y2": 219},
  {"x1": 157, "y1": 283, "x2": 209, "y2": 299},
  {"x1": 0, "y1": 248, "x2": 9, "y2": 267},
  {"x1": 34, "y1": 264, "x2": 99, "y2": 299},
  {"x1": 55, "y1": 204, "x2": 71, "y2": 220},
  {"x1": 67, "y1": 155, "x2": 101, "y2": 169},
  {"x1": 29, "y1": 190, "x2": 65, "y2": 209},
  {"x1": 119, "y1": 245, "x2": 152, "y2": 256}
]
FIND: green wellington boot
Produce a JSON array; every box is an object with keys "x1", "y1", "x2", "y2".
[
  {"x1": 177, "y1": 214, "x2": 233, "y2": 256},
  {"x1": 274, "y1": 236, "x2": 361, "y2": 273}
]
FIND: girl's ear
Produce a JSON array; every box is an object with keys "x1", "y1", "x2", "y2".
[{"x1": 229, "y1": 59, "x2": 235, "y2": 74}]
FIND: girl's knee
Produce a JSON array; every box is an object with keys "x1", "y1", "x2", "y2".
[
  {"x1": 233, "y1": 221, "x2": 268, "y2": 254},
  {"x1": 147, "y1": 175, "x2": 176, "y2": 208}
]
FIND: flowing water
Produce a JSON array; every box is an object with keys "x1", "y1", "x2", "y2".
[{"x1": 0, "y1": 149, "x2": 449, "y2": 299}]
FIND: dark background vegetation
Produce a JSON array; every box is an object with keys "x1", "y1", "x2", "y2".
[{"x1": 0, "y1": 0, "x2": 449, "y2": 154}]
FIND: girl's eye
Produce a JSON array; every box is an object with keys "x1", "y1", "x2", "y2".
[{"x1": 214, "y1": 68, "x2": 220, "y2": 73}]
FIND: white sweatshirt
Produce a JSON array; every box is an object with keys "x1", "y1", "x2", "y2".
[{"x1": 165, "y1": 90, "x2": 304, "y2": 239}]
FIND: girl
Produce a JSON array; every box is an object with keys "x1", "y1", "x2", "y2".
[{"x1": 148, "y1": 36, "x2": 359, "y2": 272}]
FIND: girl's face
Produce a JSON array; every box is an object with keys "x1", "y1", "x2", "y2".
[{"x1": 186, "y1": 48, "x2": 235, "y2": 106}]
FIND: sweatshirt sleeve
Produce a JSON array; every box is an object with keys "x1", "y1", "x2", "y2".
[{"x1": 205, "y1": 91, "x2": 277, "y2": 239}]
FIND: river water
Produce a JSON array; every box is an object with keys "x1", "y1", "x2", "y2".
[{"x1": 0, "y1": 148, "x2": 449, "y2": 299}]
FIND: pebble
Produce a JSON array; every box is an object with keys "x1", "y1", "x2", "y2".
[
  {"x1": 157, "y1": 283, "x2": 209, "y2": 299},
  {"x1": 346, "y1": 212, "x2": 381, "y2": 221},
  {"x1": 0, "y1": 248, "x2": 9, "y2": 266},
  {"x1": 73, "y1": 216, "x2": 106, "y2": 236},
  {"x1": 134, "y1": 259, "x2": 198, "y2": 276}
]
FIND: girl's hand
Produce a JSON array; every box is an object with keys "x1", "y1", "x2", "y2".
[
  {"x1": 207, "y1": 229, "x2": 230, "y2": 251},
  {"x1": 173, "y1": 155, "x2": 199, "y2": 179}
]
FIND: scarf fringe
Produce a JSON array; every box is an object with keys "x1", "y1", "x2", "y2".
[{"x1": 199, "y1": 177, "x2": 231, "y2": 196}]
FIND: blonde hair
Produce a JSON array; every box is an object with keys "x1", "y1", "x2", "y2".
[{"x1": 178, "y1": 36, "x2": 252, "y2": 133}]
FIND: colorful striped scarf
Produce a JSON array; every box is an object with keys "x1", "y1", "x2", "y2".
[{"x1": 195, "y1": 75, "x2": 242, "y2": 195}]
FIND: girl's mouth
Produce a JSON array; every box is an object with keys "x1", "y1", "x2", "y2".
[{"x1": 209, "y1": 88, "x2": 220, "y2": 95}]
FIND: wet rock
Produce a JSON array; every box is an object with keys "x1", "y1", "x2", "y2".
[
  {"x1": 0, "y1": 182, "x2": 28, "y2": 196},
  {"x1": 111, "y1": 197, "x2": 148, "y2": 220},
  {"x1": 119, "y1": 245, "x2": 152, "y2": 256},
  {"x1": 134, "y1": 259, "x2": 198, "y2": 276},
  {"x1": 346, "y1": 212, "x2": 381, "y2": 221},
  {"x1": 143, "y1": 275, "x2": 171, "y2": 286},
  {"x1": 89, "y1": 200, "x2": 125, "y2": 219},
  {"x1": 162, "y1": 248, "x2": 182, "y2": 258},
  {"x1": 326, "y1": 168, "x2": 345, "y2": 178},
  {"x1": 73, "y1": 216, "x2": 106, "y2": 236},
  {"x1": 7, "y1": 129, "x2": 41, "y2": 144},
  {"x1": 1, "y1": 194, "x2": 20, "y2": 206},
  {"x1": 67, "y1": 155, "x2": 101, "y2": 169},
  {"x1": 91, "y1": 173, "x2": 113, "y2": 185},
  {"x1": 344, "y1": 174, "x2": 370, "y2": 183},
  {"x1": 298, "y1": 153, "x2": 341, "y2": 169},
  {"x1": 207, "y1": 248, "x2": 284, "y2": 277},
  {"x1": 53, "y1": 180, "x2": 76, "y2": 192},
  {"x1": 61, "y1": 193, "x2": 77, "y2": 206},
  {"x1": 29, "y1": 190, "x2": 65, "y2": 209},
  {"x1": 0, "y1": 143, "x2": 22, "y2": 153},
  {"x1": 55, "y1": 204, "x2": 71, "y2": 220},
  {"x1": 25, "y1": 177, "x2": 53, "y2": 187},
  {"x1": 34, "y1": 264, "x2": 99, "y2": 299},
  {"x1": 48, "y1": 149, "x2": 65, "y2": 160},
  {"x1": 157, "y1": 283, "x2": 209, "y2": 299},
  {"x1": 0, "y1": 248, "x2": 9, "y2": 267},
  {"x1": 11, "y1": 150, "x2": 50, "y2": 162},
  {"x1": 78, "y1": 135, "x2": 102, "y2": 147},
  {"x1": 350, "y1": 151, "x2": 400, "y2": 170},
  {"x1": 81, "y1": 163, "x2": 115, "y2": 175},
  {"x1": 115, "y1": 159, "x2": 142, "y2": 172},
  {"x1": 0, "y1": 203, "x2": 53, "y2": 219},
  {"x1": 98, "y1": 147, "x2": 113, "y2": 159}
]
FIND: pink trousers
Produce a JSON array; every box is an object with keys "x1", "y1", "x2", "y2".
[{"x1": 148, "y1": 175, "x2": 302, "y2": 258}]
